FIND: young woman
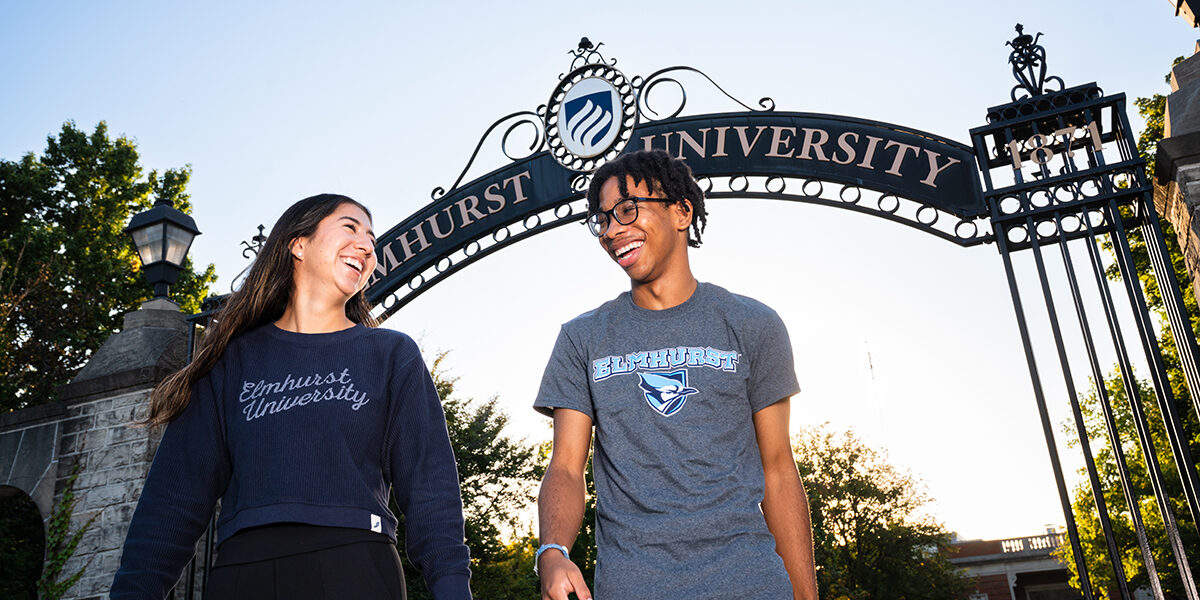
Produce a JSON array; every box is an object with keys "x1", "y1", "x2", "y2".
[{"x1": 110, "y1": 194, "x2": 471, "y2": 600}]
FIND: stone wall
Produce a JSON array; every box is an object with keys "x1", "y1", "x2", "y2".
[
  {"x1": 1157, "y1": 42, "x2": 1200, "y2": 297},
  {"x1": 53, "y1": 389, "x2": 160, "y2": 600},
  {"x1": 0, "y1": 298, "x2": 208, "y2": 600}
]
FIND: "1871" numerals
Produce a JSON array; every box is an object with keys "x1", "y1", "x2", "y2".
[{"x1": 1007, "y1": 121, "x2": 1102, "y2": 170}]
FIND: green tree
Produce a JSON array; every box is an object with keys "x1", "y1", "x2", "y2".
[
  {"x1": 0, "y1": 121, "x2": 216, "y2": 409},
  {"x1": 395, "y1": 353, "x2": 545, "y2": 599},
  {"x1": 793, "y1": 424, "x2": 970, "y2": 600},
  {"x1": 1062, "y1": 56, "x2": 1200, "y2": 597}
]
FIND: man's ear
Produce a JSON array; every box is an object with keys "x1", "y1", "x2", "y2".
[{"x1": 675, "y1": 199, "x2": 693, "y2": 231}]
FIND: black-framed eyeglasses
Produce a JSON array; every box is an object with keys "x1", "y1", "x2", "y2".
[{"x1": 585, "y1": 196, "x2": 674, "y2": 237}]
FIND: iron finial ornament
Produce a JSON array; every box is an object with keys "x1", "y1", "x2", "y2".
[
  {"x1": 240, "y1": 224, "x2": 267, "y2": 259},
  {"x1": 566, "y1": 36, "x2": 615, "y2": 72},
  {"x1": 428, "y1": 37, "x2": 780, "y2": 193},
  {"x1": 231, "y1": 224, "x2": 268, "y2": 292},
  {"x1": 1006, "y1": 23, "x2": 1064, "y2": 101}
]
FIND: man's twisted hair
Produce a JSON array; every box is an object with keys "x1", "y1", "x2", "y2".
[{"x1": 586, "y1": 150, "x2": 708, "y2": 247}]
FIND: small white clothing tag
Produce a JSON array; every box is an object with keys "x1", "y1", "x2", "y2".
[{"x1": 371, "y1": 514, "x2": 382, "y2": 533}]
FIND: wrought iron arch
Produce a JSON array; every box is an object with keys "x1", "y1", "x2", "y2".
[
  {"x1": 178, "y1": 31, "x2": 1200, "y2": 600},
  {"x1": 366, "y1": 87, "x2": 990, "y2": 320},
  {"x1": 357, "y1": 34, "x2": 1200, "y2": 600}
]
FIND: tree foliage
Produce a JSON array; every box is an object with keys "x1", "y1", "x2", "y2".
[
  {"x1": 794, "y1": 424, "x2": 970, "y2": 600},
  {"x1": 0, "y1": 121, "x2": 216, "y2": 409},
  {"x1": 395, "y1": 353, "x2": 544, "y2": 599}
]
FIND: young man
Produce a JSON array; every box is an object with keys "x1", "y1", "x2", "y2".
[{"x1": 533, "y1": 150, "x2": 818, "y2": 600}]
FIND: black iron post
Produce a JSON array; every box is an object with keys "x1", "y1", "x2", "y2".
[
  {"x1": 1107, "y1": 199, "x2": 1200, "y2": 531},
  {"x1": 1057, "y1": 222, "x2": 1164, "y2": 598},
  {"x1": 966, "y1": 24, "x2": 1200, "y2": 597}
]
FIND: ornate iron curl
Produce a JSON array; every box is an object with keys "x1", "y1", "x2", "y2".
[
  {"x1": 373, "y1": 198, "x2": 587, "y2": 321},
  {"x1": 231, "y1": 224, "x2": 267, "y2": 293},
  {"x1": 571, "y1": 173, "x2": 592, "y2": 193},
  {"x1": 1006, "y1": 23, "x2": 1065, "y2": 101},
  {"x1": 632, "y1": 66, "x2": 775, "y2": 122},
  {"x1": 700, "y1": 175, "x2": 992, "y2": 247},
  {"x1": 430, "y1": 110, "x2": 546, "y2": 199},
  {"x1": 241, "y1": 224, "x2": 267, "y2": 259},
  {"x1": 563, "y1": 37, "x2": 617, "y2": 77}
]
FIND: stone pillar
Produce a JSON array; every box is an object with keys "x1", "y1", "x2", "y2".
[
  {"x1": 1156, "y1": 41, "x2": 1200, "y2": 302},
  {"x1": 50, "y1": 298, "x2": 192, "y2": 600}
]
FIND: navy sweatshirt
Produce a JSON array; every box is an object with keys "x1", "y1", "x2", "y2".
[{"x1": 110, "y1": 324, "x2": 471, "y2": 599}]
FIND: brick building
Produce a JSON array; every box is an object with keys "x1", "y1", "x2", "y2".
[{"x1": 950, "y1": 531, "x2": 1081, "y2": 600}]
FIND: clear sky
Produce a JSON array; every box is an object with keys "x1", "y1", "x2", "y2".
[{"x1": 3, "y1": 0, "x2": 1197, "y2": 542}]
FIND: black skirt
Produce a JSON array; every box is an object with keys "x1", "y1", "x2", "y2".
[{"x1": 203, "y1": 524, "x2": 406, "y2": 600}]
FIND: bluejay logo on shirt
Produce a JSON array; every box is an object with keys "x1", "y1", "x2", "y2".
[
  {"x1": 638, "y1": 370, "x2": 698, "y2": 417},
  {"x1": 591, "y1": 345, "x2": 738, "y2": 417}
]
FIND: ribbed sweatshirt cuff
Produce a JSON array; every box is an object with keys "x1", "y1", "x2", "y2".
[{"x1": 428, "y1": 572, "x2": 472, "y2": 600}]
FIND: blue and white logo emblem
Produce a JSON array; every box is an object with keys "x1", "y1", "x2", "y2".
[
  {"x1": 638, "y1": 370, "x2": 699, "y2": 417},
  {"x1": 558, "y1": 77, "x2": 621, "y2": 159}
]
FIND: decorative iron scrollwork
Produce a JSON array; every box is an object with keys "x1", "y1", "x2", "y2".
[
  {"x1": 427, "y1": 38, "x2": 780, "y2": 190},
  {"x1": 240, "y1": 224, "x2": 267, "y2": 259},
  {"x1": 570, "y1": 173, "x2": 591, "y2": 192},
  {"x1": 632, "y1": 66, "x2": 775, "y2": 122},
  {"x1": 564, "y1": 37, "x2": 617, "y2": 75},
  {"x1": 698, "y1": 174, "x2": 992, "y2": 247},
  {"x1": 1006, "y1": 23, "x2": 1065, "y2": 101},
  {"x1": 231, "y1": 224, "x2": 268, "y2": 292},
  {"x1": 431, "y1": 111, "x2": 546, "y2": 199},
  {"x1": 372, "y1": 198, "x2": 589, "y2": 320}
]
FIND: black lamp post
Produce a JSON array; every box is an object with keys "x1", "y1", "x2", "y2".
[{"x1": 124, "y1": 197, "x2": 201, "y2": 300}]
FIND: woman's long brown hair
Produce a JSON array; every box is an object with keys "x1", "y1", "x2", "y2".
[{"x1": 143, "y1": 194, "x2": 379, "y2": 426}]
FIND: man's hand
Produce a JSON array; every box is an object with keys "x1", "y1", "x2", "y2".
[{"x1": 538, "y1": 551, "x2": 592, "y2": 600}]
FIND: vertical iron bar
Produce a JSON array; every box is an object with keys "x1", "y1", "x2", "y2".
[
  {"x1": 202, "y1": 515, "x2": 216, "y2": 590},
  {"x1": 1026, "y1": 215, "x2": 1131, "y2": 598},
  {"x1": 1060, "y1": 221, "x2": 1167, "y2": 599},
  {"x1": 184, "y1": 551, "x2": 196, "y2": 600},
  {"x1": 179, "y1": 318, "x2": 212, "y2": 600},
  {"x1": 184, "y1": 320, "x2": 198, "y2": 600},
  {"x1": 1107, "y1": 199, "x2": 1200, "y2": 531},
  {"x1": 1138, "y1": 198, "x2": 1200, "y2": 426},
  {"x1": 1084, "y1": 214, "x2": 1200, "y2": 598},
  {"x1": 994, "y1": 216, "x2": 1097, "y2": 600}
]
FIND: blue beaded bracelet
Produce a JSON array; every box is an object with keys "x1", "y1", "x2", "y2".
[{"x1": 533, "y1": 543, "x2": 570, "y2": 576}]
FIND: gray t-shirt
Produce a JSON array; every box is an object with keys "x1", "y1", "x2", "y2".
[{"x1": 535, "y1": 282, "x2": 800, "y2": 599}]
